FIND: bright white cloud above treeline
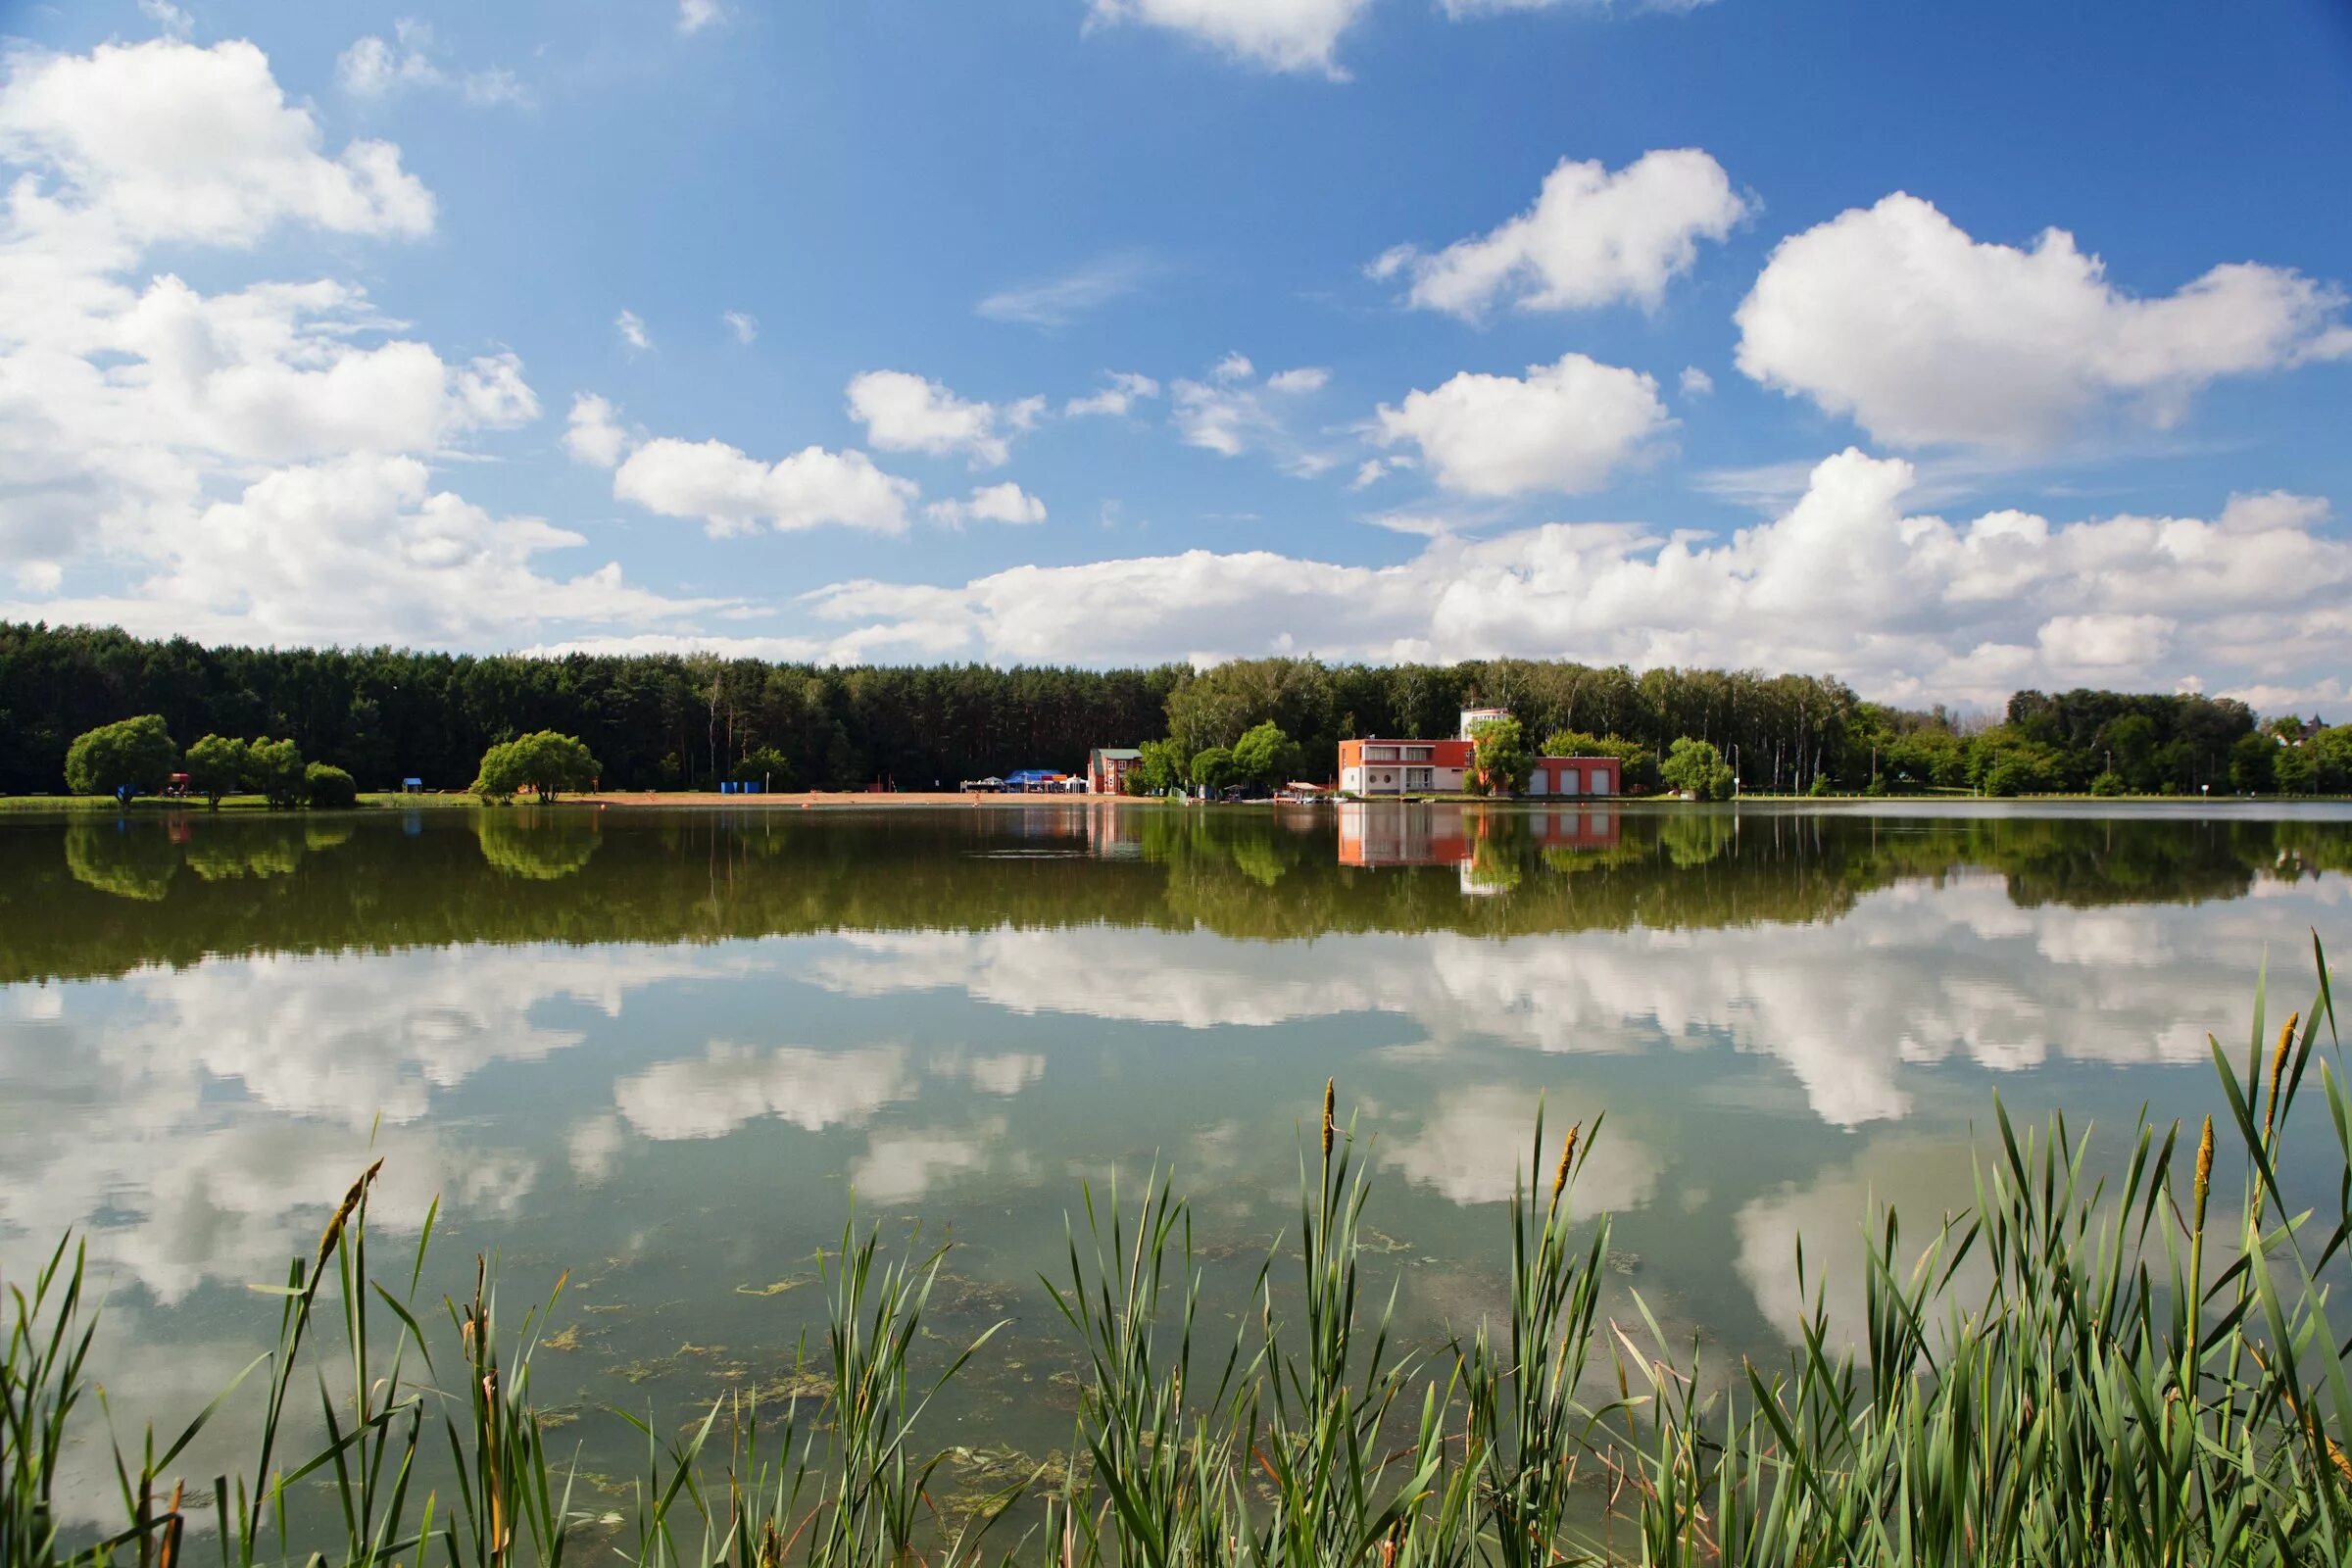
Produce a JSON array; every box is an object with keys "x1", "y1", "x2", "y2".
[
  {"x1": 563, "y1": 450, "x2": 2348, "y2": 710},
  {"x1": 0, "y1": 11, "x2": 2346, "y2": 710}
]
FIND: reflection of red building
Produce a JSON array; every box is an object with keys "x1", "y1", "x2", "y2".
[
  {"x1": 1085, "y1": 803, "x2": 1147, "y2": 858},
  {"x1": 1338, "y1": 803, "x2": 1474, "y2": 866},
  {"x1": 1337, "y1": 804, "x2": 1620, "y2": 867}
]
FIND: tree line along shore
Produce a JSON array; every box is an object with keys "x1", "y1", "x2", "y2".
[{"x1": 4, "y1": 621, "x2": 2348, "y2": 802}]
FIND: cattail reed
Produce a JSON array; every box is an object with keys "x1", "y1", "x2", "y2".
[
  {"x1": 2192, "y1": 1114, "x2": 2214, "y2": 1238},
  {"x1": 2265, "y1": 1010, "x2": 2300, "y2": 1141},
  {"x1": 315, "y1": 1155, "x2": 382, "y2": 1266},
  {"x1": 1549, "y1": 1120, "x2": 1582, "y2": 1216},
  {"x1": 1321, "y1": 1075, "x2": 1335, "y2": 1162}
]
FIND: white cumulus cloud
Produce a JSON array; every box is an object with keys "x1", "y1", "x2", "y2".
[
  {"x1": 721, "y1": 309, "x2": 758, "y2": 344},
  {"x1": 1085, "y1": 0, "x2": 1374, "y2": 77},
  {"x1": 0, "y1": 38, "x2": 435, "y2": 247},
  {"x1": 1735, "y1": 192, "x2": 2352, "y2": 450},
  {"x1": 1373, "y1": 149, "x2": 1749, "y2": 317},
  {"x1": 775, "y1": 450, "x2": 2352, "y2": 709},
  {"x1": 847, "y1": 369, "x2": 1043, "y2": 467},
  {"x1": 0, "y1": 453, "x2": 716, "y2": 647},
  {"x1": 1375, "y1": 352, "x2": 1669, "y2": 495},
  {"x1": 925, "y1": 482, "x2": 1048, "y2": 527},
  {"x1": 563, "y1": 393, "x2": 629, "y2": 467},
  {"x1": 612, "y1": 437, "x2": 916, "y2": 535}
]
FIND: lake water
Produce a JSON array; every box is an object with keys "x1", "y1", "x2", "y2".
[{"x1": 4, "y1": 800, "x2": 2348, "y2": 1525}]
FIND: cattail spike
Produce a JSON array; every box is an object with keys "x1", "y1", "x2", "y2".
[
  {"x1": 1321, "y1": 1078, "x2": 1336, "y2": 1162},
  {"x1": 1549, "y1": 1122, "x2": 1582, "y2": 1216},
  {"x1": 2265, "y1": 1012, "x2": 2300, "y2": 1140},
  {"x1": 2192, "y1": 1115, "x2": 2214, "y2": 1237}
]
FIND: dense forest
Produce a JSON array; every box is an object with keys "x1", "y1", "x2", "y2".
[{"x1": 0, "y1": 620, "x2": 2328, "y2": 797}]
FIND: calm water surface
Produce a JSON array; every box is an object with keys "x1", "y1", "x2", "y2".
[{"x1": 4, "y1": 801, "x2": 2348, "y2": 1520}]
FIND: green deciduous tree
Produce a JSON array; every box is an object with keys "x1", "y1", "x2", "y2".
[
  {"x1": 1230, "y1": 721, "x2": 1301, "y2": 788},
  {"x1": 249, "y1": 738, "x2": 306, "y2": 808},
  {"x1": 1191, "y1": 746, "x2": 1236, "y2": 795},
  {"x1": 1660, "y1": 737, "x2": 1736, "y2": 801},
  {"x1": 2228, "y1": 732, "x2": 2277, "y2": 794},
  {"x1": 63, "y1": 714, "x2": 177, "y2": 799},
  {"x1": 1467, "y1": 715, "x2": 1528, "y2": 796},
  {"x1": 1132, "y1": 738, "x2": 1188, "y2": 795},
  {"x1": 182, "y1": 734, "x2": 252, "y2": 807},
  {"x1": 474, "y1": 731, "x2": 601, "y2": 803}
]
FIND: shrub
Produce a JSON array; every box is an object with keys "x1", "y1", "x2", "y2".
[
  {"x1": 730, "y1": 745, "x2": 790, "y2": 787},
  {"x1": 303, "y1": 762, "x2": 357, "y2": 808}
]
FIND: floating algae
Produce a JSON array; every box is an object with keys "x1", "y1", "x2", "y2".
[
  {"x1": 608, "y1": 1355, "x2": 680, "y2": 1385},
  {"x1": 543, "y1": 1324, "x2": 583, "y2": 1350},
  {"x1": 735, "y1": 1276, "x2": 809, "y2": 1298},
  {"x1": 935, "y1": 1446, "x2": 1069, "y2": 1524}
]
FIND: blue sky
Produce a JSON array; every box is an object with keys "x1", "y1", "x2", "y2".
[{"x1": 1, "y1": 0, "x2": 2348, "y2": 708}]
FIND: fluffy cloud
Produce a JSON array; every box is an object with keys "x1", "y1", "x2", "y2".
[
  {"x1": 1373, "y1": 150, "x2": 1749, "y2": 316},
  {"x1": 1066, "y1": 370, "x2": 1161, "y2": 417},
  {"x1": 0, "y1": 39, "x2": 434, "y2": 246},
  {"x1": 576, "y1": 393, "x2": 935, "y2": 537},
  {"x1": 1736, "y1": 193, "x2": 2352, "y2": 450},
  {"x1": 787, "y1": 449, "x2": 2352, "y2": 706},
  {"x1": 1375, "y1": 352, "x2": 1669, "y2": 495},
  {"x1": 721, "y1": 309, "x2": 758, "y2": 344},
  {"x1": 0, "y1": 38, "x2": 732, "y2": 647},
  {"x1": 1679, "y1": 367, "x2": 1713, "y2": 397},
  {"x1": 846, "y1": 369, "x2": 1044, "y2": 467},
  {"x1": 3, "y1": 453, "x2": 724, "y2": 646},
  {"x1": 613, "y1": 436, "x2": 916, "y2": 535},
  {"x1": 614, "y1": 308, "x2": 651, "y2": 352},
  {"x1": 563, "y1": 392, "x2": 629, "y2": 466},
  {"x1": 925, "y1": 481, "x2": 1048, "y2": 526},
  {"x1": 1084, "y1": 0, "x2": 1374, "y2": 77}
]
